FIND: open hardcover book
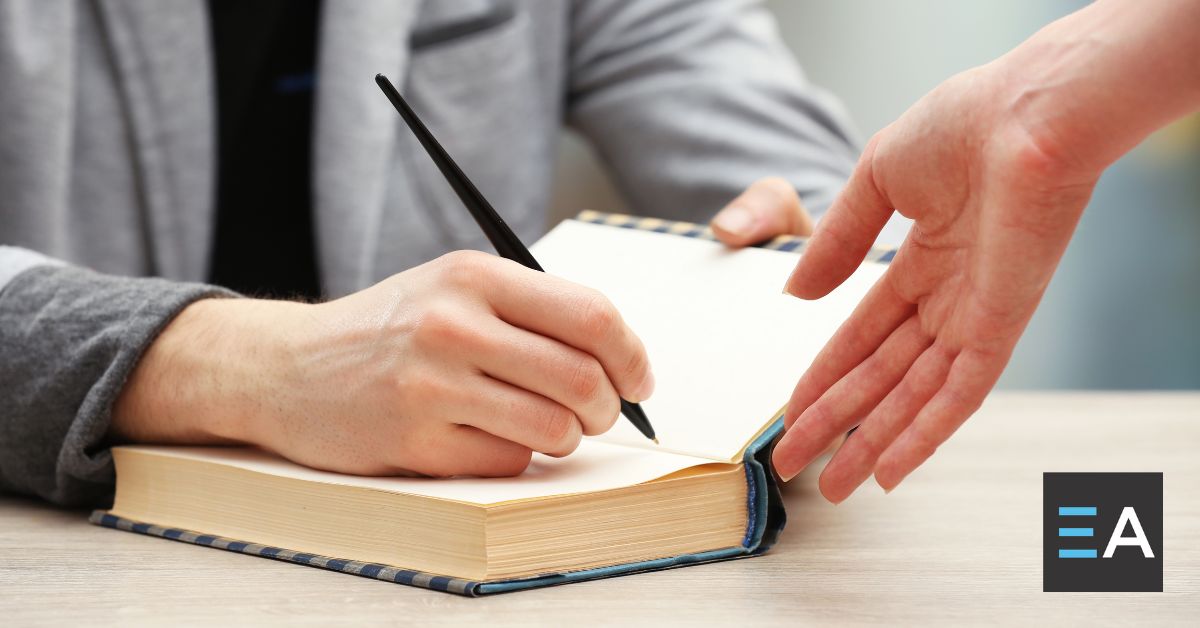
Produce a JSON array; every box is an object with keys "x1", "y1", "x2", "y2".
[{"x1": 93, "y1": 211, "x2": 892, "y2": 596}]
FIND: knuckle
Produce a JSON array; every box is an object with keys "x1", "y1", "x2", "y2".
[
  {"x1": 394, "y1": 370, "x2": 449, "y2": 411},
  {"x1": 906, "y1": 424, "x2": 943, "y2": 460},
  {"x1": 565, "y1": 357, "x2": 606, "y2": 403},
  {"x1": 618, "y1": 345, "x2": 650, "y2": 389},
  {"x1": 548, "y1": 428, "x2": 583, "y2": 457},
  {"x1": 412, "y1": 305, "x2": 477, "y2": 350},
  {"x1": 863, "y1": 129, "x2": 886, "y2": 154},
  {"x1": 912, "y1": 439, "x2": 940, "y2": 463},
  {"x1": 539, "y1": 405, "x2": 575, "y2": 444},
  {"x1": 434, "y1": 250, "x2": 494, "y2": 288},
  {"x1": 799, "y1": 400, "x2": 831, "y2": 428},
  {"x1": 858, "y1": 129, "x2": 890, "y2": 179},
  {"x1": 756, "y1": 176, "x2": 797, "y2": 200},
  {"x1": 535, "y1": 405, "x2": 581, "y2": 454},
  {"x1": 798, "y1": 401, "x2": 842, "y2": 440},
  {"x1": 576, "y1": 291, "x2": 618, "y2": 341},
  {"x1": 853, "y1": 424, "x2": 889, "y2": 458},
  {"x1": 439, "y1": 249, "x2": 489, "y2": 271},
  {"x1": 581, "y1": 391, "x2": 621, "y2": 436}
]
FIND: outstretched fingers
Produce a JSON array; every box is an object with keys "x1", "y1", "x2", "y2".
[
  {"x1": 773, "y1": 313, "x2": 929, "y2": 481},
  {"x1": 873, "y1": 349, "x2": 1004, "y2": 491},
  {"x1": 784, "y1": 270, "x2": 912, "y2": 429},
  {"x1": 816, "y1": 342, "x2": 957, "y2": 502}
]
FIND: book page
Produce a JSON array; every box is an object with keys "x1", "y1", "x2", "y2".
[
  {"x1": 121, "y1": 441, "x2": 716, "y2": 506},
  {"x1": 531, "y1": 220, "x2": 886, "y2": 461}
]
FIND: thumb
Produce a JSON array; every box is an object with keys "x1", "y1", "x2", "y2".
[
  {"x1": 785, "y1": 138, "x2": 894, "y2": 299},
  {"x1": 711, "y1": 177, "x2": 814, "y2": 248}
]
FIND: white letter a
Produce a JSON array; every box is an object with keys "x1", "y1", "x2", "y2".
[{"x1": 1103, "y1": 507, "x2": 1154, "y2": 558}]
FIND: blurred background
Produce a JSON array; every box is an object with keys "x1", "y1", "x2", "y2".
[{"x1": 550, "y1": 0, "x2": 1200, "y2": 390}]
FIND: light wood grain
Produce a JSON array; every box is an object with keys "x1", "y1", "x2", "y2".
[{"x1": 3, "y1": 392, "x2": 1198, "y2": 626}]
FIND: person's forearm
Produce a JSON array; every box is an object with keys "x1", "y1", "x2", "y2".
[
  {"x1": 0, "y1": 263, "x2": 233, "y2": 505},
  {"x1": 110, "y1": 298, "x2": 304, "y2": 447},
  {"x1": 997, "y1": 0, "x2": 1200, "y2": 176}
]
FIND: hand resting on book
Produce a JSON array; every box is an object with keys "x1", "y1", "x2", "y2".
[
  {"x1": 110, "y1": 250, "x2": 655, "y2": 478},
  {"x1": 710, "y1": 177, "x2": 816, "y2": 247}
]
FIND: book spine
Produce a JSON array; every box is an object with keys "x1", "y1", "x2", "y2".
[{"x1": 739, "y1": 417, "x2": 788, "y2": 552}]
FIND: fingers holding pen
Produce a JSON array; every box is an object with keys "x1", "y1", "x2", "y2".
[
  {"x1": 479, "y1": 257, "x2": 656, "y2": 403},
  {"x1": 396, "y1": 250, "x2": 647, "y2": 459},
  {"x1": 469, "y1": 317, "x2": 622, "y2": 438}
]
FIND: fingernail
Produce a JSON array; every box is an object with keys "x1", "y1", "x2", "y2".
[
  {"x1": 773, "y1": 459, "x2": 799, "y2": 483},
  {"x1": 713, "y1": 206, "x2": 756, "y2": 238},
  {"x1": 782, "y1": 267, "x2": 802, "y2": 297}
]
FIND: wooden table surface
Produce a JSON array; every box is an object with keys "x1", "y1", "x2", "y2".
[{"x1": 2, "y1": 392, "x2": 1198, "y2": 626}]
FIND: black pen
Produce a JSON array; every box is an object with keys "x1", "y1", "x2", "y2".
[{"x1": 375, "y1": 74, "x2": 658, "y2": 444}]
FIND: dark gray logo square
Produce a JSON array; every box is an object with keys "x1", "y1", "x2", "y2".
[{"x1": 1043, "y1": 472, "x2": 1162, "y2": 592}]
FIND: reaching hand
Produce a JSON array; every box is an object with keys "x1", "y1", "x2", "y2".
[{"x1": 771, "y1": 63, "x2": 1103, "y2": 502}]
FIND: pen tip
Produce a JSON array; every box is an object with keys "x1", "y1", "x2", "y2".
[{"x1": 653, "y1": 438, "x2": 660, "y2": 445}]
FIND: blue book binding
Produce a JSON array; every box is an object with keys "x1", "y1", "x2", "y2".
[{"x1": 91, "y1": 211, "x2": 897, "y2": 596}]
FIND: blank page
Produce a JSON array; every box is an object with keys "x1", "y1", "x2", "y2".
[{"x1": 532, "y1": 220, "x2": 886, "y2": 461}]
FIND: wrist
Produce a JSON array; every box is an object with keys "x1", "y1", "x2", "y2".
[
  {"x1": 996, "y1": 0, "x2": 1200, "y2": 177},
  {"x1": 111, "y1": 297, "x2": 306, "y2": 447}
]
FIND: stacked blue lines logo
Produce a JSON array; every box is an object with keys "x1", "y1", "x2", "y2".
[{"x1": 1043, "y1": 473, "x2": 1162, "y2": 592}]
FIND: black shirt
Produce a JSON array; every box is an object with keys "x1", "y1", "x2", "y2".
[{"x1": 207, "y1": 0, "x2": 323, "y2": 300}]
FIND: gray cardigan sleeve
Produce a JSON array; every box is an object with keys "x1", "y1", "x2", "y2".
[
  {"x1": 0, "y1": 250, "x2": 233, "y2": 506},
  {"x1": 566, "y1": 0, "x2": 860, "y2": 221}
]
